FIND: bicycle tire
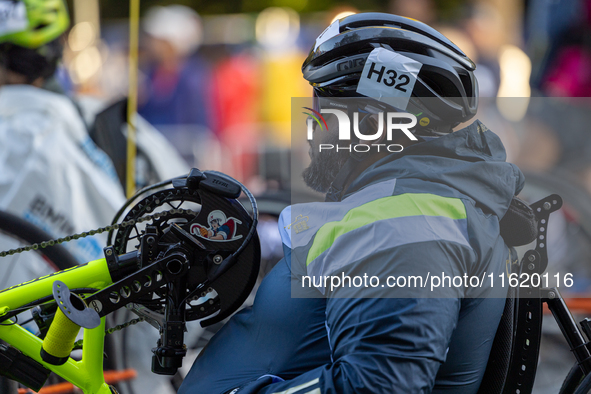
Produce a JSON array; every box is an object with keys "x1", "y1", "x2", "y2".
[
  {"x1": 574, "y1": 369, "x2": 591, "y2": 394},
  {"x1": 560, "y1": 363, "x2": 585, "y2": 394},
  {"x1": 0, "y1": 210, "x2": 78, "y2": 393},
  {"x1": 0, "y1": 210, "x2": 78, "y2": 270},
  {"x1": 0, "y1": 210, "x2": 123, "y2": 393}
]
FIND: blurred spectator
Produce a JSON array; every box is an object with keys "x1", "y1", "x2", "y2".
[
  {"x1": 0, "y1": 0, "x2": 125, "y2": 263},
  {"x1": 525, "y1": 0, "x2": 582, "y2": 90},
  {"x1": 138, "y1": 5, "x2": 211, "y2": 129},
  {"x1": 464, "y1": 2, "x2": 506, "y2": 97},
  {"x1": 210, "y1": 50, "x2": 261, "y2": 179},
  {"x1": 541, "y1": 0, "x2": 591, "y2": 97},
  {"x1": 256, "y1": 7, "x2": 310, "y2": 146}
]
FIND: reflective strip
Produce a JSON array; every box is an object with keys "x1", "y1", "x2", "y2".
[
  {"x1": 278, "y1": 206, "x2": 292, "y2": 248},
  {"x1": 307, "y1": 215, "x2": 471, "y2": 282},
  {"x1": 307, "y1": 193, "x2": 467, "y2": 265},
  {"x1": 284, "y1": 179, "x2": 397, "y2": 249},
  {"x1": 304, "y1": 390, "x2": 321, "y2": 394},
  {"x1": 272, "y1": 378, "x2": 320, "y2": 394}
]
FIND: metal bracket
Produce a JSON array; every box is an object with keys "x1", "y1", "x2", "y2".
[
  {"x1": 543, "y1": 287, "x2": 591, "y2": 375},
  {"x1": 84, "y1": 253, "x2": 188, "y2": 318},
  {"x1": 529, "y1": 194, "x2": 562, "y2": 274},
  {"x1": 53, "y1": 281, "x2": 100, "y2": 329},
  {"x1": 499, "y1": 252, "x2": 543, "y2": 394},
  {"x1": 81, "y1": 252, "x2": 221, "y2": 322}
]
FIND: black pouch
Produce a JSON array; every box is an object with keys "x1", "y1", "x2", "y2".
[{"x1": 500, "y1": 197, "x2": 538, "y2": 247}]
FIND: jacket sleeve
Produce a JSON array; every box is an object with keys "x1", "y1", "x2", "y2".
[{"x1": 236, "y1": 240, "x2": 473, "y2": 394}]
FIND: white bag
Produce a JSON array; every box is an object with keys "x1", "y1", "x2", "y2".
[{"x1": 0, "y1": 85, "x2": 126, "y2": 263}]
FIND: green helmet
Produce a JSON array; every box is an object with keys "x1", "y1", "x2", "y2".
[{"x1": 0, "y1": 0, "x2": 69, "y2": 49}]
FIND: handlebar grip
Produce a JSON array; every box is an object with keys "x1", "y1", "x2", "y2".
[{"x1": 41, "y1": 307, "x2": 80, "y2": 365}]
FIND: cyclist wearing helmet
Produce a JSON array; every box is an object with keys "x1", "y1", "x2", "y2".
[
  {"x1": 180, "y1": 13, "x2": 522, "y2": 393},
  {"x1": 0, "y1": 0, "x2": 68, "y2": 85},
  {"x1": 0, "y1": 0, "x2": 125, "y2": 262}
]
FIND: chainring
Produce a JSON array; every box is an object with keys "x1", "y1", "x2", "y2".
[
  {"x1": 110, "y1": 188, "x2": 202, "y2": 255},
  {"x1": 108, "y1": 186, "x2": 260, "y2": 326}
]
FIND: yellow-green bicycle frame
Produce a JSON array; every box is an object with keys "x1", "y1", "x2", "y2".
[{"x1": 0, "y1": 258, "x2": 114, "y2": 394}]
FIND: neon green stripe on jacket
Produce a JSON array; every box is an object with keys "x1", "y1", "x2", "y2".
[{"x1": 306, "y1": 193, "x2": 467, "y2": 266}]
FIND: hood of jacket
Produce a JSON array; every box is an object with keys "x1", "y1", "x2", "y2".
[{"x1": 344, "y1": 120, "x2": 524, "y2": 219}]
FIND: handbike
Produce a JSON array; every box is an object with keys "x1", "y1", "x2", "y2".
[
  {"x1": 6, "y1": 170, "x2": 591, "y2": 394},
  {"x1": 0, "y1": 169, "x2": 260, "y2": 394},
  {"x1": 479, "y1": 190, "x2": 591, "y2": 394}
]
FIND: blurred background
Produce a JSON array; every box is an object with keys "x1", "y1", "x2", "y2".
[
  {"x1": 57, "y1": 0, "x2": 591, "y2": 192},
  {"x1": 60, "y1": 1, "x2": 591, "y2": 392},
  {"x1": 9, "y1": 0, "x2": 591, "y2": 392}
]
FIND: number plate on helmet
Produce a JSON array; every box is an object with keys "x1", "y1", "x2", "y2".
[{"x1": 356, "y1": 47, "x2": 423, "y2": 110}]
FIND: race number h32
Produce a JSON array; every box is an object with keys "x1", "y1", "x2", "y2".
[
  {"x1": 356, "y1": 47, "x2": 423, "y2": 111},
  {"x1": 304, "y1": 47, "x2": 424, "y2": 153},
  {"x1": 366, "y1": 62, "x2": 410, "y2": 92}
]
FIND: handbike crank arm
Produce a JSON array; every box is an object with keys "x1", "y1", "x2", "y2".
[
  {"x1": 84, "y1": 252, "x2": 192, "y2": 318},
  {"x1": 85, "y1": 252, "x2": 221, "y2": 319},
  {"x1": 40, "y1": 252, "x2": 211, "y2": 367},
  {"x1": 40, "y1": 253, "x2": 191, "y2": 366}
]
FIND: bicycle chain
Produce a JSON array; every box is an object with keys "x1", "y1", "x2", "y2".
[
  {"x1": 0, "y1": 208, "x2": 198, "y2": 258},
  {"x1": 72, "y1": 316, "x2": 146, "y2": 350},
  {"x1": 0, "y1": 206, "x2": 200, "y2": 342}
]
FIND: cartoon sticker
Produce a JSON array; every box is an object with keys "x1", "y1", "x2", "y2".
[
  {"x1": 190, "y1": 210, "x2": 243, "y2": 241},
  {"x1": 356, "y1": 47, "x2": 423, "y2": 111}
]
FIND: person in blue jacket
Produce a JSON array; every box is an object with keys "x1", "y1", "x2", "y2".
[{"x1": 179, "y1": 13, "x2": 521, "y2": 394}]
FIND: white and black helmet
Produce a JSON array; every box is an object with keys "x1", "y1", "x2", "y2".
[{"x1": 302, "y1": 13, "x2": 479, "y2": 134}]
